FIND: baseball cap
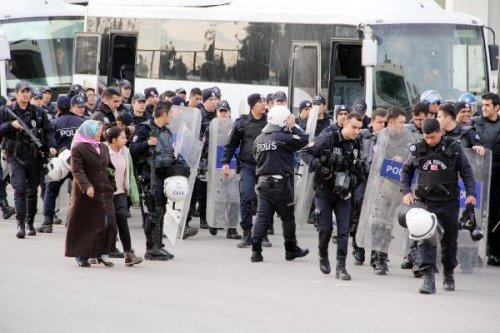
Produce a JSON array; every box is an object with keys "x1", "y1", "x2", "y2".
[
  {"x1": 299, "y1": 100, "x2": 312, "y2": 111},
  {"x1": 132, "y1": 93, "x2": 146, "y2": 102},
  {"x1": 31, "y1": 88, "x2": 43, "y2": 99},
  {"x1": 312, "y1": 95, "x2": 326, "y2": 105},
  {"x1": 175, "y1": 87, "x2": 187, "y2": 94},
  {"x1": 337, "y1": 105, "x2": 350, "y2": 114},
  {"x1": 216, "y1": 100, "x2": 231, "y2": 111},
  {"x1": 118, "y1": 79, "x2": 132, "y2": 88},
  {"x1": 15, "y1": 81, "x2": 31, "y2": 92},
  {"x1": 41, "y1": 86, "x2": 52, "y2": 93},
  {"x1": 455, "y1": 101, "x2": 471, "y2": 113},
  {"x1": 171, "y1": 96, "x2": 186, "y2": 106},
  {"x1": 71, "y1": 95, "x2": 87, "y2": 106},
  {"x1": 274, "y1": 91, "x2": 287, "y2": 101},
  {"x1": 266, "y1": 93, "x2": 275, "y2": 103},
  {"x1": 144, "y1": 87, "x2": 159, "y2": 98},
  {"x1": 57, "y1": 95, "x2": 71, "y2": 110}
]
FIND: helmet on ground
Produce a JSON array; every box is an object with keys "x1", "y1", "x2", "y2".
[
  {"x1": 458, "y1": 92, "x2": 477, "y2": 104},
  {"x1": 406, "y1": 207, "x2": 439, "y2": 241},
  {"x1": 163, "y1": 165, "x2": 191, "y2": 202},
  {"x1": 267, "y1": 105, "x2": 290, "y2": 127},
  {"x1": 420, "y1": 90, "x2": 442, "y2": 105}
]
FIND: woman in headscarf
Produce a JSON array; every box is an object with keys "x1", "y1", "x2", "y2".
[{"x1": 65, "y1": 120, "x2": 117, "y2": 267}]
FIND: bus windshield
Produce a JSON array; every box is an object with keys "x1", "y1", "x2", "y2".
[
  {"x1": 1, "y1": 16, "x2": 83, "y2": 92},
  {"x1": 372, "y1": 24, "x2": 487, "y2": 108}
]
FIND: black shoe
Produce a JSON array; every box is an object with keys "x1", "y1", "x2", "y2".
[
  {"x1": 97, "y1": 257, "x2": 114, "y2": 267},
  {"x1": 145, "y1": 248, "x2": 171, "y2": 261},
  {"x1": 419, "y1": 269, "x2": 436, "y2": 294},
  {"x1": 319, "y1": 249, "x2": 331, "y2": 275},
  {"x1": 487, "y1": 255, "x2": 500, "y2": 266},
  {"x1": 335, "y1": 256, "x2": 351, "y2": 281},
  {"x1": 109, "y1": 248, "x2": 124, "y2": 258},
  {"x1": 159, "y1": 247, "x2": 175, "y2": 259},
  {"x1": 413, "y1": 267, "x2": 424, "y2": 278},
  {"x1": 369, "y1": 250, "x2": 377, "y2": 268},
  {"x1": 1, "y1": 205, "x2": 15, "y2": 220},
  {"x1": 352, "y1": 247, "x2": 365, "y2": 265},
  {"x1": 16, "y1": 221, "x2": 26, "y2": 239},
  {"x1": 226, "y1": 228, "x2": 242, "y2": 240},
  {"x1": 237, "y1": 230, "x2": 251, "y2": 248},
  {"x1": 262, "y1": 236, "x2": 272, "y2": 248},
  {"x1": 251, "y1": 243, "x2": 263, "y2": 262},
  {"x1": 26, "y1": 223, "x2": 36, "y2": 236},
  {"x1": 373, "y1": 252, "x2": 388, "y2": 275},
  {"x1": 401, "y1": 256, "x2": 413, "y2": 269},
  {"x1": 285, "y1": 242, "x2": 309, "y2": 261},
  {"x1": 37, "y1": 217, "x2": 53, "y2": 233},
  {"x1": 53, "y1": 214, "x2": 63, "y2": 225},
  {"x1": 77, "y1": 258, "x2": 91, "y2": 267},
  {"x1": 208, "y1": 227, "x2": 218, "y2": 236},
  {"x1": 125, "y1": 250, "x2": 144, "y2": 267},
  {"x1": 183, "y1": 225, "x2": 199, "y2": 239},
  {"x1": 267, "y1": 227, "x2": 274, "y2": 235},
  {"x1": 199, "y1": 218, "x2": 209, "y2": 229},
  {"x1": 443, "y1": 270, "x2": 455, "y2": 291}
]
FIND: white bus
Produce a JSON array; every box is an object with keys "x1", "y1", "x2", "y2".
[
  {"x1": 0, "y1": 0, "x2": 84, "y2": 97},
  {"x1": 72, "y1": 0, "x2": 498, "y2": 114}
]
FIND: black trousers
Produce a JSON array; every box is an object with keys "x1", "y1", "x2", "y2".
[
  {"x1": 9, "y1": 157, "x2": 41, "y2": 222},
  {"x1": 251, "y1": 176, "x2": 295, "y2": 244},
  {"x1": 420, "y1": 199, "x2": 459, "y2": 272},
  {"x1": 488, "y1": 173, "x2": 500, "y2": 256}
]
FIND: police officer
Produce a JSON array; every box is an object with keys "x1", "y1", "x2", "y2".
[
  {"x1": 406, "y1": 102, "x2": 429, "y2": 135},
  {"x1": 420, "y1": 90, "x2": 442, "y2": 118},
  {"x1": 273, "y1": 91, "x2": 287, "y2": 106},
  {"x1": 37, "y1": 95, "x2": 86, "y2": 233},
  {"x1": 130, "y1": 101, "x2": 182, "y2": 261},
  {"x1": 144, "y1": 87, "x2": 159, "y2": 117},
  {"x1": 221, "y1": 93, "x2": 269, "y2": 248},
  {"x1": 130, "y1": 93, "x2": 150, "y2": 126},
  {"x1": 332, "y1": 106, "x2": 350, "y2": 130},
  {"x1": 351, "y1": 98, "x2": 371, "y2": 129},
  {"x1": 92, "y1": 87, "x2": 122, "y2": 129},
  {"x1": 300, "y1": 113, "x2": 364, "y2": 280},
  {"x1": 299, "y1": 95, "x2": 332, "y2": 136},
  {"x1": 455, "y1": 102, "x2": 473, "y2": 126},
  {"x1": 119, "y1": 79, "x2": 133, "y2": 104},
  {"x1": 0, "y1": 81, "x2": 56, "y2": 238},
  {"x1": 41, "y1": 86, "x2": 55, "y2": 114},
  {"x1": 437, "y1": 103, "x2": 483, "y2": 152},
  {"x1": 250, "y1": 105, "x2": 309, "y2": 262},
  {"x1": 401, "y1": 118, "x2": 476, "y2": 294},
  {"x1": 296, "y1": 100, "x2": 311, "y2": 124},
  {"x1": 30, "y1": 88, "x2": 44, "y2": 108},
  {"x1": 469, "y1": 93, "x2": 500, "y2": 266}
]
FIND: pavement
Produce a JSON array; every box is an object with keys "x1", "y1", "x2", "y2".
[{"x1": 0, "y1": 193, "x2": 500, "y2": 333}]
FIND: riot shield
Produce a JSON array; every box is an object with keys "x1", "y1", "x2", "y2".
[
  {"x1": 206, "y1": 118, "x2": 240, "y2": 228},
  {"x1": 357, "y1": 128, "x2": 420, "y2": 256},
  {"x1": 163, "y1": 106, "x2": 203, "y2": 245},
  {"x1": 294, "y1": 105, "x2": 319, "y2": 225},
  {"x1": 455, "y1": 148, "x2": 491, "y2": 274}
]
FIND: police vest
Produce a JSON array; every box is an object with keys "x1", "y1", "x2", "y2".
[
  {"x1": 414, "y1": 138, "x2": 459, "y2": 201},
  {"x1": 471, "y1": 117, "x2": 500, "y2": 169},
  {"x1": 145, "y1": 122, "x2": 175, "y2": 169}
]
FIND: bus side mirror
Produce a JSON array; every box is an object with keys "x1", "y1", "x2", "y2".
[
  {"x1": 489, "y1": 44, "x2": 499, "y2": 71},
  {"x1": 0, "y1": 31, "x2": 11, "y2": 61},
  {"x1": 362, "y1": 38, "x2": 377, "y2": 67}
]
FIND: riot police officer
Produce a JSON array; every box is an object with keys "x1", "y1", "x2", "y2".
[
  {"x1": 221, "y1": 93, "x2": 268, "y2": 248},
  {"x1": 299, "y1": 95, "x2": 332, "y2": 136},
  {"x1": 401, "y1": 118, "x2": 476, "y2": 294},
  {"x1": 130, "y1": 101, "x2": 185, "y2": 261},
  {"x1": 37, "y1": 95, "x2": 85, "y2": 233},
  {"x1": 0, "y1": 81, "x2": 56, "y2": 238},
  {"x1": 300, "y1": 113, "x2": 364, "y2": 280},
  {"x1": 130, "y1": 93, "x2": 151, "y2": 126},
  {"x1": 250, "y1": 105, "x2": 309, "y2": 262}
]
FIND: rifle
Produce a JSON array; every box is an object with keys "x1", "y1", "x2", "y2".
[{"x1": 4, "y1": 106, "x2": 44, "y2": 150}]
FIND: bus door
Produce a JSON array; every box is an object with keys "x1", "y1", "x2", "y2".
[
  {"x1": 72, "y1": 32, "x2": 102, "y2": 92},
  {"x1": 288, "y1": 41, "x2": 321, "y2": 115},
  {"x1": 107, "y1": 31, "x2": 137, "y2": 89},
  {"x1": 328, "y1": 39, "x2": 363, "y2": 110}
]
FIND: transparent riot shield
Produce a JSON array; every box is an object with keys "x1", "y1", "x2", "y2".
[
  {"x1": 294, "y1": 105, "x2": 319, "y2": 225},
  {"x1": 455, "y1": 148, "x2": 491, "y2": 274},
  {"x1": 163, "y1": 106, "x2": 202, "y2": 245},
  {"x1": 206, "y1": 118, "x2": 240, "y2": 228},
  {"x1": 357, "y1": 128, "x2": 420, "y2": 256}
]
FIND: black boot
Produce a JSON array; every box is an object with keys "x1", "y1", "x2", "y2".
[
  {"x1": 370, "y1": 250, "x2": 378, "y2": 268},
  {"x1": 284, "y1": 241, "x2": 309, "y2": 261},
  {"x1": 443, "y1": 270, "x2": 455, "y2": 291},
  {"x1": 373, "y1": 251, "x2": 389, "y2": 275},
  {"x1": 37, "y1": 216, "x2": 53, "y2": 233},
  {"x1": 237, "y1": 230, "x2": 251, "y2": 248},
  {"x1": 226, "y1": 228, "x2": 242, "y2": 240},
  {"x1": 199, "y1": 218, "x2": 209, "y2": 229},
  {"x1": 335, "y1": 256, "x2": 351, "y2": 280},
  {"x1": 401, "y1": 255, "x2": 413, "y2": 269},
  {"x1": 25, "y1": 217, "x2": 36, "y2": 236},
  {"x1": 352, "y1": 246, "x2": 365, "y2": 265},
  {"x1": 0, "y1": 199, "x2": 15, "y2": 219},
  {"x1": 16, "y1": 221, "x2": 26, "y2": 239},
  {"x1": 251, "y1": 243, "x2": 263, "y2": 262},
  {"x1": 318, "y1": 248, "x2": 331, "y2": 275},
  {"x1": 53, "y1": 213, "x2": 63, "y2": 225},
  {"x1": 182, "y1": 224, "x2": 199, "y2": 239},
  {"x1": 419, "y1": 268, "x2": 436, "y2": 294}
]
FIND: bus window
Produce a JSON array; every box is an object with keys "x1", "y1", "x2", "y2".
[{"x1": 108, "y1": 33, "x2": 137, "y2": 86}]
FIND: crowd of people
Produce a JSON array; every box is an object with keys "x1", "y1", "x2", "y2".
[{"x1": 0, "y1": 79, "x2": 499, "y2": 294}]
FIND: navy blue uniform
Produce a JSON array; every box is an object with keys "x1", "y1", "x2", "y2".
[
  {"x1": 251, "y1": 125, "x2": 307, "y2": 245},
  {"x1": 445, "y1": 124, "x2": 481, "y2": 148},
  {"x1": 401, "y1": 137, "x2": 476, "y2": 272},
  {"x1": 300, "y1": 126, "x2": 362, "y2": 258},
  {"x1": 0, "y1": 103, "x2": 55, "y2": 224},
  {"x1": 298, "y1": 115, "x2": 332, "y2": 137},
  {"x1": 43, "y1": 112, "x2": 84, "y2": 221},
  {"x1": 199, "y1": 104, "x2": 217, "y2": 139},
  {"x1": 221, "y1": 112, "x2": 267, "y2": 231}
]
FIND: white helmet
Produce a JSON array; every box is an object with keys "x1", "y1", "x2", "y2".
[
  {"x1": 406, "y1": 207, "x2": 439, "y2": 240},
  {"x1": 163, "y1": 176, "x2": 189, "y2": 202},
  {"x1": 46, "y1": 157, "x2": 65, "y2": 181},
  {"x1": 58, "y1": 148, "x2": 72, "y2": 173},
  {"x1": 420, "y1": 90, "x2": 442, "y2": 105},
  {"x1": 267, "y1": 105, "x2": 290, "y2": 127}
]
